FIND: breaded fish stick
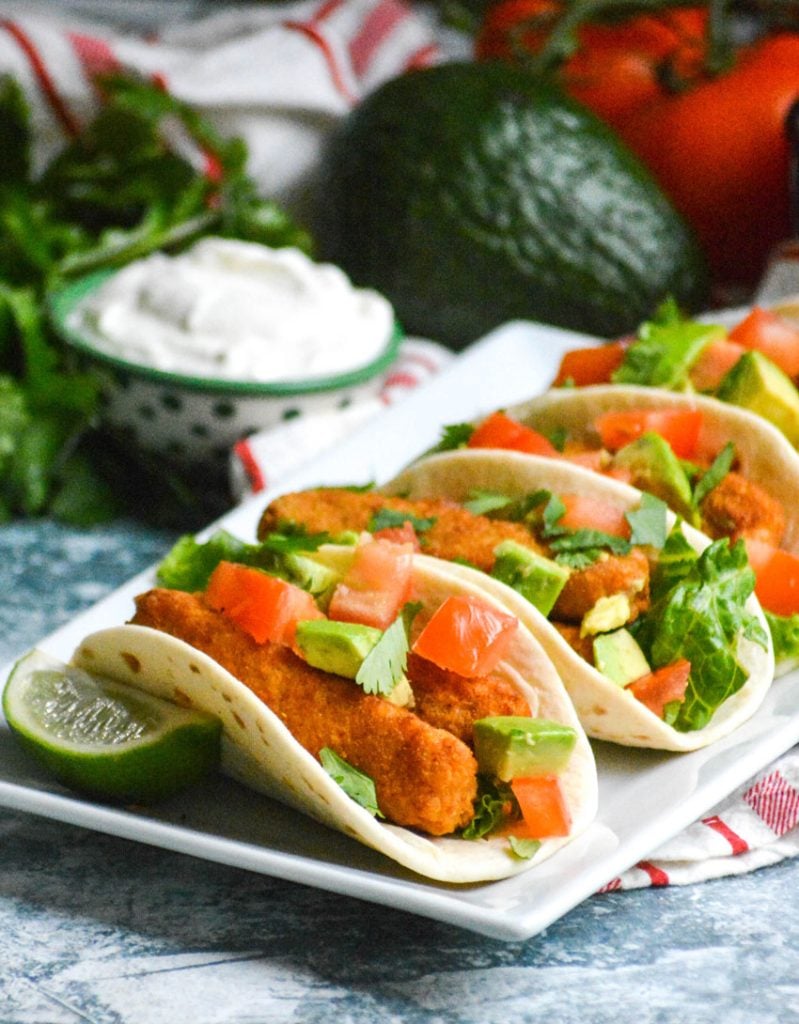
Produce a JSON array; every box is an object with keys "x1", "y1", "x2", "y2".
[
  {"x1": 132, "y1": 588, "x2": 478, "y2": 836},
  {"x1": 259, "y1": 488, "x2": 545, "y2": 572}
]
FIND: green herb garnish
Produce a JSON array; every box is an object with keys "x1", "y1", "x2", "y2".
[
  {"x1": 368, "y1": 507, "x2": 436, "y2": 534},
  {"x1": 319, "y1": 748, "x2": 384, "y2": 818},
  {"x1": 692, "y1": 442, "x2": 735, "y2": 508},
  {"x1": 625, "y1": 493, "x2": 669, "y2": 549}
]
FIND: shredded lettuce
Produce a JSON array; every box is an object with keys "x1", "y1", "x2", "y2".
[
  {"x1": 765, "y1": 611, "x2": 799, "y2": 664},
  {"x1": 631, "y1": 535, "x2": 768, "y2": 732}
]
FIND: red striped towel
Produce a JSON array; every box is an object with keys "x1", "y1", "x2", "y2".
[{"x1": 0, "y1": 0, "x2": 443, "y2": 209}]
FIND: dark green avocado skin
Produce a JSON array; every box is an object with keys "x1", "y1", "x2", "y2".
[{"x1": 314, "y1": 62, "x2": 709, "y2": 349}]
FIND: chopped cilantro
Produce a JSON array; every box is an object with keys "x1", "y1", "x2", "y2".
[
  {"x1": 464, "y1": 490, "x2": 514, "y2": 516},
  {"x1": 692, "y1": 442, "x2": 735, "y2": 508},
  {"x1": 368, "y1": 507, "x2": 436, "y2": 534},
  {"x1": 319, "y1": 748, "x2": 384, "y2": 818},
  {"x1": 355, "y1": 611, "x2": 410, "y2": 696},
  {"x1": 625, "y1": 493, "x2": 669, "y2": 549},
  {"x1": 431, "y1": 422, "x2": 474, "y2": 453},
  {"x1": 548, "y1": 529, "x2": 631, "y2": 557},
  {"x1": 261, "y1": 524, "x2": 332, "y2": 554}
]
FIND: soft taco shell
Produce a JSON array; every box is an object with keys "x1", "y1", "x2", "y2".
[
  {"x1": 71, "y1": 552, "x2": 597, "y2": 884},
  {"x1": 506, "y1": 384, "x2": 799, "y2": 554},
  {"x1": 384, "y1": 449, "x2": 774, "y2": 751}
]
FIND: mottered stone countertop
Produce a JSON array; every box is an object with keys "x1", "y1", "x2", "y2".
[{"x1": 2, "y1": 518, "x2": 799, "y2": 1024}]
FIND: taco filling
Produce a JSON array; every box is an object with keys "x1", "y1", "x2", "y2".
[
  {"x1": 133, "y1": 530, "x2": 587, "y2": 854},
  {"x1": 256, "y1": 480, "x2": 768, "y2": 735}
]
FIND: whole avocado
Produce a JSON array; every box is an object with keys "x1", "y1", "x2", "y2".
[{"x1": 314, "y1": 62, "x2": 709, "y2": 348}]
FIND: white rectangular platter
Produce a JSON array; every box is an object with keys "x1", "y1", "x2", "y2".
[{"x1": 3, "y1": 319, "x2": 799, "y2": 943}]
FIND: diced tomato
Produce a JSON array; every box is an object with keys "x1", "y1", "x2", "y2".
[
  {"x1": 594, "y1": 408, "x2": 703, "y2": 459},
  {"x1": 372, "y1": 521, "x2": 421, "y2": 550},
  {"x1": 558, "y1": 493, "x2": 631, "y2": 538},
  {"x1": 743, "y1": 537, "x2": 799, "y2": 617},
  {"x1": 552, "y1": 342, "x2": 626, "y2": 387},
  {"x1": 205, "y1": 561, "x2": 323, "y2": 646},
  {"x1": 689, "y1": 337, "x2": 747, "y2": 391},
  {"x1": 327, "y1": 538, "x2": 415, "y2": 630},
  {"x1": 562, "y1": 449, "x2": 606, "y2": 472},
  {"x1": 729, "y1": 307, "x2": 799, "y2": 378},
  {"x1": 626, "y1": 659, "x2": 691, "y2": 719},
  {"x1": 508, "y1": 775, "x2": 571, "y2": 839},
  {"x1": 467, "y1": 411, "x2": 560, "y2": 456},
  {"x1": 411, "y1": 594, "x2": 518, "y2": 677}
]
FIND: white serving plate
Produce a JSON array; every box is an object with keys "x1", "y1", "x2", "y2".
[{"x1": 3, "y1": 319, "x2": 799, "y2": 943}]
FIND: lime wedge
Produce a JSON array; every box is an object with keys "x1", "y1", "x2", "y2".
[{"x1": 3, "y1": 648, "x2": 221, "y2": 803}]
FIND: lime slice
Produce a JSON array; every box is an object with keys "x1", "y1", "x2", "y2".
[{"x1": 3, "y1": 648, "x2": 221, "y2": 803}]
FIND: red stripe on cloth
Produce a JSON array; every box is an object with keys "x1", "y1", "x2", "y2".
[
  {"x1": 404, "y1": 42, "x2": 440, "y2": 70},
  {"x1": 744, "y1": 771, "x2": 799, "y2": 836},
  {"x1": 350, "y1": 0, "x2": 408, "y2": 79},
  {"x1": 283, "y1": 21, "x2": 355, "y2": 104},
  {"x1": 597, "y1": 877, "x2": 622, "y2": 894},
  {"x1": 382, "y1": 370, "x2": 419, "y2": 390},
  {"x1": 233, "y1": 439, "x2": 267, "y2": 494},
  {"x1": 399, "y1": 350, "x2": 441, "y2": 374},
  {"x1": 310, "y1": 0, "x2": 347, "y2": 24},
  {"x1": 1, "y1": 20, "x2": 81, "y2": 136},
  {"x1": 702, "y1": 814, "x2": 749, "y2": 855},
  {"x1": 68, "y1": 32, "x2": 120, "y2": 80},
  {"x1": 637, "y1": 861, "x2": 670, "y2": 887}
]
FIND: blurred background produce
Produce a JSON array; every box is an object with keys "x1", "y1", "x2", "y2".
[{"x1": 0, "y1": 0, "x2": 796, "y2": 530}]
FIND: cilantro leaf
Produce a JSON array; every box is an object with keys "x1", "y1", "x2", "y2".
[
  {"x1": 319, "y1": 748, "x2": 384, "y2": 818},
  {"x1": 548, "y1": 529, "x2": 631, "y2": 557},
  {"x1": 464, "y1": 490, "x2": 514, "y2": 516},
  {"x1": 368, "y1": 507, "x2": 436, "y2": 534},
  {"x1": 612, "y1": 301, "x2": 725, "y2": 390},
  {"x1": 692, "y1": 442, "x2": 735, "y2": 508},
  {"x1": 355, "y1": 613, "x2": 410, "y2": 697},
  {"x1": 625, "y1": 493, "x2": 669, "y2": 549},
  {"x1": 429, "y1": 422, "x2": 475, "y2": 453},
  {"x1": 260, "y1": 525, "x2": 332, "y2": 555},
  {"x1": 631, "y1": 537, "x2": 768, "y2": 732}
]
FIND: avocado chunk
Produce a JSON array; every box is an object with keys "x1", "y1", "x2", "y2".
[
  {"x1": 295, "y1": 619, "x2": 382, "y2": 678},
  {"x1": 581, "y1": 593, "x2": 633, "y2": 636},
  {"x1": 612, "y1": 432, "x2": 694, "y2": 518},
  {"x1": 716, "y1": 350, "x2": 799, "y2": 447},
  {"x1": 593, "y1": 628, "x2": 651, "y2": 687},
  {"x1": 473, "y1": 716, "x2": 577, "y2": 782},
  {"x1": 491, "y1": 540, "x2": 570, "y2": 616}
]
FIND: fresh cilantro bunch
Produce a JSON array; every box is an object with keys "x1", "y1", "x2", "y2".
[{"x1": 0, "y1": 74, "x2": 311, "y2": 529}]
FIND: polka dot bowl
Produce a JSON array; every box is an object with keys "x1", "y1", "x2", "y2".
[{"x1": 49, "y1": 269, "x2": 403, "y2": 472}]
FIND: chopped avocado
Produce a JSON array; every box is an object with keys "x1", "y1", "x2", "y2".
[
  {"x1": 593, "y1": 628, "x2": 651, "y2": 686},
  {"x1": 295, "y1": 619, "x2": 382, "y2": 678},
  {"x1": 581, "y1": 593, "x2": 632, "y2": 636},
  {"x1": 382, "y1": 675, "x2": 414, "y2": 709},
  {"x1": 716, "y1": 350, "x2": 799, "y2": 447},
  {"x1": 284, "y1": 553, "x2": 341, "y2": 600},
  {"x1": 473, "y1": 716, "x2": 577, "y2": 782},
  {"x1": 491, "y1": 540, "x2": 570, "y2": 616},
  {"x1": 612, "y1": 432, "x2": 694, "y2": 519}
]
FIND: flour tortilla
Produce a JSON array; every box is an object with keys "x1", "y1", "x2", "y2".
[
  {"x1": 384, "y1": 449, "x2": 774, "y2": 751},
  {"x1": 71, "y1": 552, "x2": 597, "y2": 884}
]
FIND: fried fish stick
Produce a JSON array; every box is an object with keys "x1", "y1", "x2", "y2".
[
  {"x1": 700, "y1": 471, "x2": 786, "y2": 547},
  {"x1": 552, "y1": 549, "x2": 651, "y2": 624},
  {"x1": 259, "y1": 488, "x2": 544, "y2": 572},
  {"x1": 132, "y1": 588, "x2": 478, "y2": 836},
  {"x1": 406, "y1": 652, "x2": 531, "y2": 746}
]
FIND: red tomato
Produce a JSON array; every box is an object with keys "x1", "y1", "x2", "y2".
[
  {"x1": 743, "y1": 538, "x2": 799, "y2": 617},
  {"x1": 372, "y1": 521, "x2": 421, "y2": 550},
  {"x1": 593, "y1": 408, "x2": 703, "y2": 458},
  {"x1": 688, "y1": 337, "x2": 747, "y2": 392},
  {"x1": 411, "y1": 594, "x2": 519, "y2": 677},
  {"x1": 508, "y1": 775, "x2": 571, "y2": 839},
  {"x1": 619, "y1": 35, "x2": 799, "y2": 288},
  {"x1": 552, "y1": 342, "x2": 626, "y2": 387},
  {"x1": 626, "y1": 659, "x2": 691, "y2": 718},
  {"x1": 205, "y1": 561, "x2": 323, "y2": 646},
  {"x1": 327, "y1": 539, "x2": 415, "y2": 630},
  {"x1": 467, "y1": 411, "x2": 560, "y2": 456},
  {"x1": 728, "y1": 307, "x2": 799, "y2": 379},
  {"x1": 558, "y1": 493, "x2": 630, "y2": 538}
]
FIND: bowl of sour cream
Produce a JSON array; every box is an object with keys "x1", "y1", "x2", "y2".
[{"x1": 50, "y1": 237, "x2": 402, "y2": 469}]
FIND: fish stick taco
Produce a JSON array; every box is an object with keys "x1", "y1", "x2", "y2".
[
  {"x1": 258, "y1": 452, "x2": 774, "y2": 751},
  {"x1": 454, "y1": 386, "x2": 799, "y2": 674},
  {"x1": 70, "y1": 530, "x2": 597, "y2": 884}
]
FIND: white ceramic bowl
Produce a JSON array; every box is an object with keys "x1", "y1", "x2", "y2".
[{"x1": 50, "y1": 269, "x2": 402, "y2": 471}]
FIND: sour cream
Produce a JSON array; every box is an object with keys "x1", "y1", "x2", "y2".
[{"x1": 70, "y1": 238, "x2": 395, "y2": 382}]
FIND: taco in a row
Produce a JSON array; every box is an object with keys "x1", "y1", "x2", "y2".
[
  {"x1": 258, "y1": 451, "x2": 774, "y2": 751},
  {"x1": 71, "y1": 531, "x2": 597, "y2": 883},
  {"x1": 450, "y1": 385, "x2": 799, "y2": 673}
]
